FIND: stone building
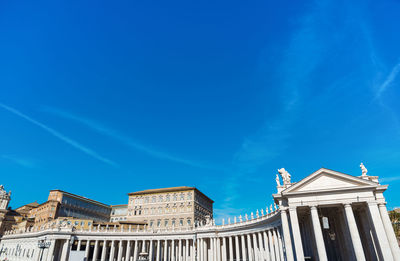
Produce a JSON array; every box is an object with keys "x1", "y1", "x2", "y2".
[
  {"x1": 127, "y1": 186, "x2": 213, "y2": 228},
  {"x1": 0, "y1": 165, "x2": 399, "y2": 261},
  {"x1": 110, "y1": 205, "x2": 128, "y2": 223},
  {"x1": 0, "y1": 185, "x2": 12, "y2": 234},
  {"x1": 29, "y1": 190, "x2": 111, "y2": 227}
]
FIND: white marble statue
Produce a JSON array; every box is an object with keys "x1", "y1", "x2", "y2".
[
  {"x1": 278, "y1": 168, "x2": 291, "y2": 185},
  {"x1": 360, "y1": 163, "x2": 368, "y2": 176}
]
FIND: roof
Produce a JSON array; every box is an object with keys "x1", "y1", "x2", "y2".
[
  {"x1": 50, "y1": 189, "x2": 111, "y2": 208},
  {"x1": 128, "y1": 186, "x2": 214, "y2": 203},
  {"x1": 111, "y1": 204, "x2": 128, "y2": 208},
  {"x1": 15, "y1": 201, "x2": 40, "y2": 210}
]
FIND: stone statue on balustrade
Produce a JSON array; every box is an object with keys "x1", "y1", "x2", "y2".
[{"x1": 278, "y1": 168, "x2": 291, "y2": 185}]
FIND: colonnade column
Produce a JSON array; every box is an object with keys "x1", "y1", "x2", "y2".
[
  {"x1": 276, "y1": 228, "x2": 284, "y2": 261},
  {"x1": 228, "y1": 236, "x2": 233, "y2": 261},
  {"x1": 216, "y1": 237, "x2": 221, "y2": 261},
  {"x1": 343, "y1": 204, "x2": 366, "y2": 260},
  {"x1": 280, "y1": 209, "x2": 294, "y2": 261},
  {"x1": 163, "y1": 240, "x2": 168, "y2": 261},
  {"x1": 77, "y1": 240, "x2": 82, "y2": 252},
  {"x1": 109, "y1": 240, "x2": 116, "y2": 261},
  {"x1": 186, "y1": 239, "x2": 189, "y2": 261},
  {"x1": 148, "y1": 240, "x2": 153, "y2": 261},
  {"x1": 156, "y1": 240, "x2": 160, "y2": 261},
  {"x1": 310, "y1": 206, "x2": 327, "y2": 261},
  {"x1": 272, "y1": 229, "x2": 281, "y2": 261},
  {"x1": 85, "y1": 240, "x2": 91, "y2": 261},
  {"x1": 252, "y1": 233, "x2": 259, "y2": 260},
  {"x1": 133, "y1": 241, "x2": 139, "y2": 261},
  {"x1": 46, "y1": 239, "x2": 56, "y2": 261},
  {"x1": 288, "y1": 207, "x2": 304, "y2": 260},
  {"x1": 368, "y1": 202, "x2": 394, "y2": 260},
  {"x1": 93, "y1": 240, "x2": 99, "y2": 261},
  {"x1": 101, "y1": 240, "x2": 107, "y2": 261},
  {"x1": 235, "y1": 236, "x2": 240, "y2": 261},
  {"x1": 125, "y1": 241, "x2": 131, "y2": 261},
  {"x1": 267, "y1": 230, "x2": 275, "y2": 261},
  {"x1": 257, "y1": 232, "x2": 265, "y2": 261},
  {"x1": 171, "y1": 240, "x2": 175, "y2": 261},
  {"x1": 263, "y1": 231, "x2": 270, "y2": 261},
  {"x1": 117, "y1": 241, "x2": 123, "y2": 261},
  {"x1": 241, "y1": 235, "x2": 247, "y2": 261},
  {"x1": 246, "y1": 234, "x2": 253, "y2": 261},
  {"x1": 221, "y1": 237, "x2": 227, "y2": 261},
  {"x1": 60, "y1": 239, "x2": 70, "y2": 261},
  {"x1": 378, "y1": 203, "x2": 400, "y2": 259}
]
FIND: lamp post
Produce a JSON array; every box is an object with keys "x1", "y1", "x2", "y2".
[{"x1": 38, "y1": 237, "x2": 51, "y2": 261}]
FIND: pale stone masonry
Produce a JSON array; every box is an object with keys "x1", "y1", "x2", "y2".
[
  {"x1": 1, "y1": 166, "x2": 399, "y2": 261},
  {"x1": 127, "y1": 186, "x2": 213, "y2": 228}
]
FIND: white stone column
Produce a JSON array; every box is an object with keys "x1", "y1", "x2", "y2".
[
  {"x1": 60, "y1": 239, "x2": 70, "y2": 261},
  {"x1": 101, "y1": 240, "x2": 107, "y2": 261},
  {"x1": 368, "y1": 202, "x2": 394, "y2": 260},
  {"x1": 171, "y1": 240, "x2": 175, "y2": 261},
  {"x1": 263, "y1": 231, "x2": 270, "y2": 261},
  {"x1": 228, "y1": 236, "x2": 233, "y2": 261},
  {"x1": 288, "y1": 207, "x2": 304, "y2": 260},
  {"x1": 310, "y1": 206, "x2": 328, "y2": 261},
  {"x1": 109, "y1": 240, "x2": 116, "y2": 261},
  {"x1": 178, "y1": 240, "x2": 182, "y2": 261},
  {"x1": 210, "y1": 238, "x2": 214, "y2": 261},
  {"x1": 125, "y1": 241, "x2": 131, "y2": 261},
  {"x1": 268, "y1": 230, "x2": 275, "y2": 261},
  {"x1": 235, "y1": 236, "x2": 240, "y2": 261},
  {"x1": 216, "y1": 237, "x2": 221, "y2": 261},
  {"x1": 203, "y1": 239, "x2": 207, "y2": 261},
  {"x1": 93, "y1": 240, "x2": 100, "y2": 261},
  {"x1": 149, "y1": 240, "x2": 154, "y2": 261},
  {"x1": 133, "y1": 241, "x2": 139, "y2": 261},
  {"x1": 280, "y1": 209, "x2": 294, "y2": 261},
  {"x1": 117, "y1": 240, "x2": 124, "y2": 261},
  {"x1": 272, "y1": 229, "x2": 281, "y2": 261},
  {"x1": 246, "y1": 234, "x2": 253, "y2": 261},
  {"x1": 221, "y1": 237, "x2": 227, "y2": 261},
  {"x1": 252, "y1": 233, "x2": 259, "y2": 260},
  {"x1": 185, "y1": 239, "x2": 189, "y2": 261},
  {"x1": 46, "y1": 240, "x2": 56, "y2": 261},
  {"x1": 77, "y1": 240, "x2": 82, "y2": 252},
  {"x1": 257, "y1": 232, "x2": 265, "y2": 261},
  {"x1": 276, "y1": 228, "x2": 284, "y2": 261},
  {"x1": 343, "y1": 204, "x2": 366, "y2": 261},
  {"x1": 85, "y1": 240, "x2": 91, "y2": 260},
  {"x1": 163, "y1": 240, "x2": 168, "y2": 261},
  {"x1": 156, "y1": 240, "x2": 161, "y2": 261},
  {"x1": 241, "y1": 235, "x2": 247, "y2": 261},
  {"x1": 378, "y1": 203, "x2": 400, "y2": 259}
]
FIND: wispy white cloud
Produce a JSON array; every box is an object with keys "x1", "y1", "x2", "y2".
[
  {"x1": 375, "y1": 60, "x2": 400, "y2": 99},
  {"x1": 0, "y1": 103, "x2": 117, "y2": 167},
  {"x1": 1, "y1": 155, "x2": 38, "y2": 168},
  {"x1": 219, "y1": 1, "x2": 331, "y2": 217},
  {"x1": 42, "y1": 106, "x2": 221, "y2": 170}
]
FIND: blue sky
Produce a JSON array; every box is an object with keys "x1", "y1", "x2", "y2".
[{"x1": 1, "y1": 0, "x2": 400, "y2": 220}]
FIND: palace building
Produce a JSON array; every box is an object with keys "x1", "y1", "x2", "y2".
[
  {"x1": 127, "y1": 186, "x2": 213, "y2": 228},
  {"x1": 0, "y1": 165, "x2": 399, "y2": 261}
]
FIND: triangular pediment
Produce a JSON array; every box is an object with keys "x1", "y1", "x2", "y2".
[{"x1": 282, "y1": 168, "x2": 378, "y2": 194}]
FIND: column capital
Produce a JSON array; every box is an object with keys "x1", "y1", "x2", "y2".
[
  {"x1": 377, "y1": 202, "x2": 387, "y2": 207},
  {"x1": 343, "y1": 203, "x2": 352, "y2": 208},
  {"x1": 310, "y1": 205, "x2": 318, "y2": 211}
]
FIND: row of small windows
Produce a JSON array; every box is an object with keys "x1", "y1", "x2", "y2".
[
  {"x1": 111, "y1": 217, "x2": 127, "y2": 222},
  {"x1": 148, "y1": 218, "x2": 192, "y2": 227},
  {"x1": 130, "y1": 205, "x2": 192, "y2": 216},
  {"x1": 131, "y1": 192, "x2": 192, "y2": 205},
  {"x1": 63, "y1": 220, "x2": 92, "y2": 226}
]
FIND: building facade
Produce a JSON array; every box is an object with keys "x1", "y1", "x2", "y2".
[
  {"x1": 110, "y1": 205, "x2": 128, "y2": 223},
  {"x1": 127, "y1": 187, "x2": 213, "y2": 228},
  {"x1": 29, "y1": 190, "x2": 111, "y2": 227},
  {"x1": 0, "y1": 166, "x2": 399, "y2": 261}
]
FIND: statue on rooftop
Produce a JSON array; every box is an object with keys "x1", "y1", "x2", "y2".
[
  {"x1": 278, "y1": 168, "x2": 291, "y2": 185},
  {"x1": 360, "y1": 163, "x2": 368, "y2": 177}
]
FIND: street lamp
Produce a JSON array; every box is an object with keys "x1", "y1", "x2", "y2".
[{"x1": 38, "y1": 237, "x2": 51, "y2": 261}]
